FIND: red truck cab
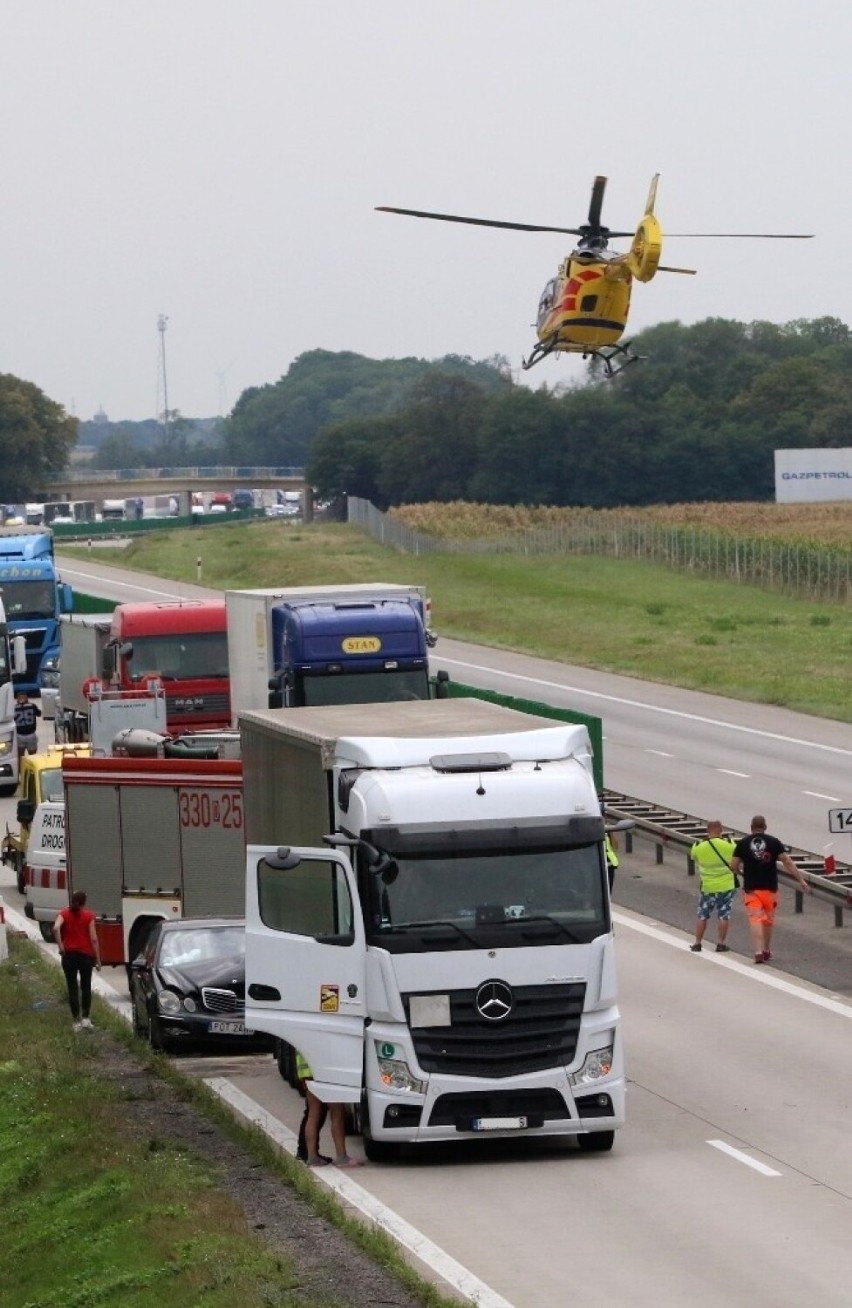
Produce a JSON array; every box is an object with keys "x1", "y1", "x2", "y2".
[{"x1": 109, "y1": 600, "x2": 230, "y2": 730}]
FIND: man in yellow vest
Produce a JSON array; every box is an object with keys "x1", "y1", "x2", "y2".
[{"x1": 689, "y1": 819, "x2": 737, "y2": 953}]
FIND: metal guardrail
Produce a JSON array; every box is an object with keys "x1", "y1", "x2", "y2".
[{"x1": 601, "y1": 788, "x2": 852, "y2": 928}]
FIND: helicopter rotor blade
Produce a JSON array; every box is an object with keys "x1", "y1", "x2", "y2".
[
  {"x1": 587, "y1": 176, "x2": 607, "y2": 231},
  {"x1": 665, "y1": 232, "x2": 814, "y2": 239},
  {"x1": 644, "y1": 173, "x2": 660, "y2": 217},
  {"x1": 376, "y1": 206, "x2": 586, "y2": 236}
]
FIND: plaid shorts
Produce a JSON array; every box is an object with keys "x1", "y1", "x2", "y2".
[{"x1": 697, "y1": 889, "x2": 735, "y2": 921}]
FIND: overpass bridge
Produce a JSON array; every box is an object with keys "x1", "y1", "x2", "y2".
[{"x1": 39, "y1": 465, "x2": 306, "y2": 501}]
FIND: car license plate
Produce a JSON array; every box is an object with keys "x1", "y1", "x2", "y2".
[
  {"x1": 471, "y1": 1116, "x2": 528, "y2": 1131},
  {"x1": 208, "y1": 1020, "x2": 253, "y2": 1035}
]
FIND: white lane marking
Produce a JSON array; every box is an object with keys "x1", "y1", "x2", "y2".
[
  {"x1": 707, "y1": 1140, "x2": 782, "y2": 1177},
  {"x1": 804, "y1": 790, "x2": 842, "y2": 803},
  {"x1": 717, "y1": 768, "x2": 750, "y2": 778},
  {"x1": 209, "y1": 1079, "x2": 517, "y2": 1308},
  {"x1": 645, "y1": 749, "x2": 673, "y2": 758},
  {"x1": 57, "y1": 564, "x2": 189, "y2": 600},
  {"x1": 613, "y1": 909, "x2": 852, "y2": 1020},
  {"x1": 439, "y1": 656, "x2": 852, "y2": 759}
]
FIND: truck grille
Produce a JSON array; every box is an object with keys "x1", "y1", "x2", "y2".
[
  {"x1": 403, "y1": 982, "x2": 586, "y2": 1079},
  {"x1": 201, "y1": 987, "x2": 240, "y2": 1014},
  {"x1": 167, "y1": 691, "x2": 230, "y2": 716}
]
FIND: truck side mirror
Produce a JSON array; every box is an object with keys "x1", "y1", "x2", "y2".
[
  {"x1": 59, "y1": 583, "x2": 73, "y2": 614},
  {"x1": 12, "y1": 635, "x2": 26, "y2": 676},
  {"x1": 16, "y1": 798, "x2": 36, "y2": 826},
  {"x1": 434, "y1": 669, "x2": 450, "y2": 700},
  {"x1": 101, "y1": 644, "x2": 119, "y2": 681}
]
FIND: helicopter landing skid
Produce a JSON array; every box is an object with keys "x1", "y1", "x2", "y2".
[
  {"x1": 592, "y1": 342, "x2": 644, "y2": 378},
  {"x1": 521, "y1": 339, "x2": 557, "y2": 371},
  {"x1": 522, "y1": 337, "x2": 645, "y2": 376}
]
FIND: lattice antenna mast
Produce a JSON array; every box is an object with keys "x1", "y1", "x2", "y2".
[{"x1": 157, "y1": 314, "x2": 170, "y2": 439}]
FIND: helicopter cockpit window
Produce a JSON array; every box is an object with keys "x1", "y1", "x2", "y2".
[
  {"x1": 581, "y1": 294, "x2": 598, "y2": 311},
  {"x1": 538, "y1": 280, "x2": 557, "y2": 314}
]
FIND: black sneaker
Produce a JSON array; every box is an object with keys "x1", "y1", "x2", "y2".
[
  {"x1": 715, "y1": 944, "x2": 730, "y2": 953},
  {"x1": 689, "y1": 943, "x2": 702, "y2": 952}
]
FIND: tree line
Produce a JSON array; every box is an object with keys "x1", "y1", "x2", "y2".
[{"x1": 5, "y1": 316, "x2": 852, "y2": 505}]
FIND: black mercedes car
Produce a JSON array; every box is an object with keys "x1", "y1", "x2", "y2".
[{"x1": 129, "y1": 917, "x2": 273, "y2": 1053}]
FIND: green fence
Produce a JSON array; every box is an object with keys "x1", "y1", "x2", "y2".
[
  {"x1": 52, "y1": 509, "x2": 264, "y2": 542},
  {"x1": 451, "y1": 680, "x2": 604, "y2": 791},
  {"x1": 71, "y1": 592, "x2": 118, "y2": 614}
]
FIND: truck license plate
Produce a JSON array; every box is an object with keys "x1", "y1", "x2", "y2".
[
  {"x1": 209, "y1": 1020, "x2": 253, "y2": 1035},
  {"x1": 471, "y1": 1116, "x2": 528, "y2": 1131}
]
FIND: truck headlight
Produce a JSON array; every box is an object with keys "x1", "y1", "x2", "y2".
[
  {"x1": 374, "y1": 1042, "x2": 426, "y2": 1094},
  {"x1": 0, "y1": 738, "x2": 12, "y2": 757},
  {"x1": 569, "y1": 1043, "x2": 614, "y2": 1086}
]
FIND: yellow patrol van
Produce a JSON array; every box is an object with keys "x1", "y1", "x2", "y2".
[{"x1": 1, "y1": 746, "x2": 89, "y2": 894}]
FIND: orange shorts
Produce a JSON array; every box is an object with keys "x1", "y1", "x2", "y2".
[{"x1": 743, "y1": 888, "x2": 778, "y2": 925}]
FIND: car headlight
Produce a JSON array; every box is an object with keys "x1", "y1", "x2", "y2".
[
  {"x1": 569, "y1": 1043, "x2": 615, "y2": 1086},
  {"x1": 374, "y1": 1042, "x2": 426, "y2": 1094},
  {"x1": 158, "y1": 990, "x2": 182, "y2": 1015},
  {"x1": 0, "y1": 738, "x2": 11, "y2": 756}
]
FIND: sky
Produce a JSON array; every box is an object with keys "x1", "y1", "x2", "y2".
[{"x1": 1, "y1": 1, "x2": 848, "y2": 423}]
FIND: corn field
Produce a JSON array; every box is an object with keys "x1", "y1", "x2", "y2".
[{"x1": 347, "y1": 498, "x2": 852, "y2": 603}]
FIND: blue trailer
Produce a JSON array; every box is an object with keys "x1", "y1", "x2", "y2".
[{"x1": 0, "y1": 527, "x2": 73, "y2": 692}]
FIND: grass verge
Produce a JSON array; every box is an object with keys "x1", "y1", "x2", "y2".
[{"x1": 0, "y1": 935, "x2": 458, "y2": 1308}]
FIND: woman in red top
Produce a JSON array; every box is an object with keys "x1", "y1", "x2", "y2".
[{"x1": 53, "y1": 891, "x2": 101, "y2": 1031}]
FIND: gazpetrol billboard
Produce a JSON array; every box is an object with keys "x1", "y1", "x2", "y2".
[{"x1": 774, "y1": 448, "x2": 852, "y2": 503}]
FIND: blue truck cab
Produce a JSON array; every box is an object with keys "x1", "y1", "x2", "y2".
[
  {"x1": 270, "y1": 598, "x2": 435, "y2": 707},
  {"x1": 0, "y1": 528, "x2": 73, "y2": 692}
]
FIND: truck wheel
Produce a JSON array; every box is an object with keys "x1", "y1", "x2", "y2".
[
  {"x1": 275, "y1": 1039, "x2": 294, "y2": 1084},
  {"x1": 362, "y1": 1132, "x2": 401, "y2": 1163},
  {"x1": 39, "y1": 921, "x2": 55, "y2": 943},
  {"x1": 360, "y1": 1096, "x2": 401, "y2": 1161},
  {"x1": 576, "y1": 1130, "x2": 615, "y2": 1153},
  {"x1": 15, "y1": 855, "x2": 25, "y2": 896}
]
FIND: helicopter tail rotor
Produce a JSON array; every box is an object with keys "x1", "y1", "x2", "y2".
[{"x1": 624, "y1": 173, "x2": 663, "y2": 282}]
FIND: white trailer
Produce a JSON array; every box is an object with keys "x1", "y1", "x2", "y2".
[
  {"x1": 225, "y1": 583, "x2": 431, "y2": 719},
  {"x1": 242, "y1": 698, "x2": 623, "y2": 1159}
]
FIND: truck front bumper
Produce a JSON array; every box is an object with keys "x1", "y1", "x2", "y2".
[{"x1": 365, "y1": 1067, "x2": 625, "y2": 1145}]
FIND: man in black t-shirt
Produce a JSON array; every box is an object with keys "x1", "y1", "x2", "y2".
[
  {"x1": 14, "y1": 692, "x2": 41, "y2": 756},
  {"x1": 731, "y1": 815, "x2": 810, "y2": 965}
]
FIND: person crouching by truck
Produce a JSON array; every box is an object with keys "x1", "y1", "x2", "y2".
[
  {"x1": 294, "y1": 1050, "x2": 364, "y2": 1169},
  {"x1": 14, "y1": 691, "x2": 41, "y2": 756}
]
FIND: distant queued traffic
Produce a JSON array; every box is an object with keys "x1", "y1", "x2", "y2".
[{"x1": 0, "y1": 487, "x2": 305, "y2": 527}]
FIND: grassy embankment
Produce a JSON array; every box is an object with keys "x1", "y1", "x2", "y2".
[
  {"x1": 0, "y1": 937, "x2": 457, "y2": 1308},
  {"x1": 72, "y1": 508, "x2": 852, "y2": 721}
]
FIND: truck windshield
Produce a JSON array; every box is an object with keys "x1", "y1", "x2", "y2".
[
  {"x1": 300, "y1": 669, "x2": 429, "y2": 706},
  {"x1": 126, "y1": 632, "x2": 228, "y2": 681},
  {"x1": 0, "y1": 580, "x2": 55, "y2": 619},
  {"x1": 367, "y1": 842, "x2": 608, "y2": 952}
]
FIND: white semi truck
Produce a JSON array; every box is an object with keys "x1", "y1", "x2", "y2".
[{"x1": 242, "y1": 698, "x2": 623, "y2": 1159}]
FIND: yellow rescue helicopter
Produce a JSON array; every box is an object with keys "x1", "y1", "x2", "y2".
[{"x1": 377, "y1": 176, "x2": 813, "y2": 376}]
